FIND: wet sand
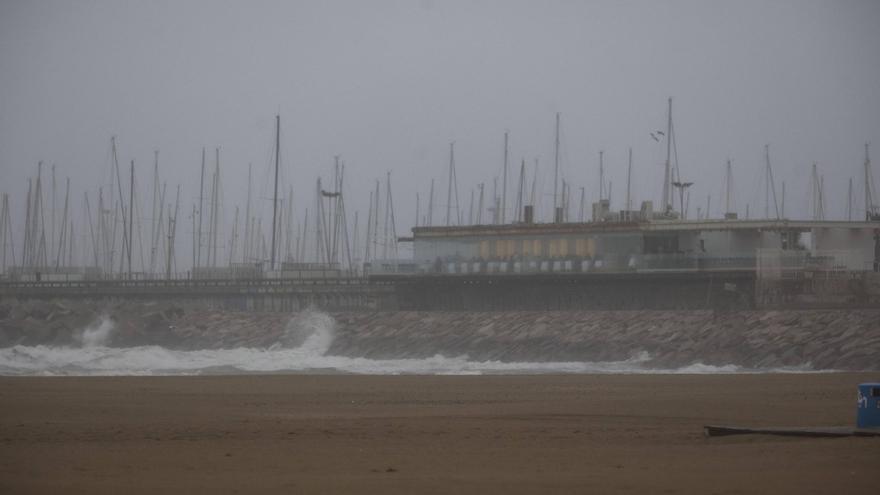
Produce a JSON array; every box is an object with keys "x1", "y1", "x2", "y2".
[{"x1": 1, "y1": 373, "x2": 878, "y2": 494}]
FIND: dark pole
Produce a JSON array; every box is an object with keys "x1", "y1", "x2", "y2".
[
  {"x1": 128, "y1": 160, "x2": 134, "y2": 279},
  {"x1": 270, "y1": 114, "x2": 280, "y2": 270},
  {"x1": 196, "y1": 148, "x2": 205, "y2": 269}
]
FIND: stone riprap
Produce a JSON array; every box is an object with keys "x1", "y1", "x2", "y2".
[{"x1": 0, "y1": 300, "x2": 877, "y2": 370}]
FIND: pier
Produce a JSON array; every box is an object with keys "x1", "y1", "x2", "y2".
[{"x1": 0, "y1": 277, "x2": 395, "y2": 312}]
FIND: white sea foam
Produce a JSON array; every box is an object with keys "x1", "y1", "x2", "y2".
[
  {"x1": 79, "y1": 314, "x2": 115, "y2": 347},
  {"x1": 0, "y1": 311, "x2": 821, "y2": 376},
  {"x1": 0, "y1": 345, "x2": 820, "y2": 376}
]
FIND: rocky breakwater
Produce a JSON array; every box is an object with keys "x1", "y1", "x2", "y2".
[
  {"x1": 0, "y1": 299, "x2": 877, "y2": 371},
  {"x1": 329, "y1": 311, "x2": 880, "y2": 371},
  {"x1": 0, "y1": 300, "x2": 288, "y2": 349}
]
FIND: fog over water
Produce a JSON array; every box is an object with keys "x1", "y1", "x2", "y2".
[{"x1": 1, "y1": 0, "x2": 879, "y2": 270}]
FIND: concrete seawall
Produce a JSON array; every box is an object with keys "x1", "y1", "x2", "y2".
[{"x1": 1, "y1": 299, "x2": 877, "y2": 371}]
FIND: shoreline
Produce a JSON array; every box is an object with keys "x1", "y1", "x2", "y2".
[{"x1": 2, "y1": 300, "x2": 879, "y2": 371}]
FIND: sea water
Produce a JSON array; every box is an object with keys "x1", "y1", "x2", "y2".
[{"x1": 0, "y1": 310, "x2": 817, "y2": 376}]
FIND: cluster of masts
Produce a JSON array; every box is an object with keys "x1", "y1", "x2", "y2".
[
  {"x1": 1, "y1": 100, "x2": 878, "y2": 279},
  {"x1": 412, "y1": 98, "x2": 879, "y2": 228},
  {"x1": 0, "y1": 115, "x2": 403, "y2": 279}
]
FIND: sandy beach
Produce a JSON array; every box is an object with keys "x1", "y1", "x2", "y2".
[{"x1": 1, "y1": 373, "x2": 878, "y2": 494}]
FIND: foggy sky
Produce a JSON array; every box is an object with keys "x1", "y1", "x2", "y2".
[{"x1": 1, "y1": 0, "x2": 879, "y2": 268}]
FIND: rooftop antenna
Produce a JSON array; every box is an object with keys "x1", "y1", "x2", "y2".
[
  {"x1": 599, "y1": 150, "x2": 605, "y2": 201},
  {"x1": 672, "y1": 180, "x2": 693, "y2": 220}
]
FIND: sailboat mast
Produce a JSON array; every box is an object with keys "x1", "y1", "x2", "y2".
[
  {"x1": 446, "y1": 142, "x2": 454, "y2": 226},
  {"x1": 516, "y1": 159, "x2": 525, "y2": 222},
  {"x1": 427, "y1": 178, "x2": 434, "y2": 226},
  {"x1": 553, "y1": 113, "x2": 560, "y2": 216},
  {"x1": 502, "y1": 131, "x2": 508, "y2": 224},
  {"x1": 725, "y1": 159, "x2": 732, "y2": 215},
  {"x1": 150, "y1": 151, "x2": 159, "y2": 275},
  {"x1": 866, "y1": 144, "x2": 871, "y2": 220},
  {"x1": 196, "y1": 148, "x2": 205, "y2": 269},
  {"x1": 626, "y1": 148, "x2": 633, "y2": 211},
  {"x1": 244, "y1": 163, "x2": 252, "y2": 263},
  {"x1": 128, "y1": 161, "x2": 134, "y2": 279},
  {"x1": 167, "y1": 185, "x2": 180, "y2": 278},
  {"x1": 212, "y1": 148, "x2": 220, "y2": 267},
  {"x1": 477, "y1": 183, "x2": 484, "y2": 225},
  {"x1": 663, "y1": 98, "x2": 673, "y2": 212},
  {"x1": 270, "y1": 114, "x2": 281, "y2": 270},
  {"x1": 54, "y1": 177, "x2": 70, "y2": 269}
]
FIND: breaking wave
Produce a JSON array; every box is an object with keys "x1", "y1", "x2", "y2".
[
  {"x1": 0, "y1": 310, "x2": 819, "y2": 376},
  {"x1": 79, "y1": 314, "x2": 115, "y2": 347}
]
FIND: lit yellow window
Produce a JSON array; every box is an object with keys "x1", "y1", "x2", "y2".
[
  {"x1": 479, "y1": 240, "x2": 490, "y2": 258},
  {"x1": 586, "y1": 238, "x2": 596, "y2": 257},
  {"x1": 496, "y1": 240, "x2": 515, "y2": 258},
  {"x1": 559, "y1": 239, "x2": 569, "y2": 256}
]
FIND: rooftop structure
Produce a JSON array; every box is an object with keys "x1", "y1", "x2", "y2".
[{"x1": 392, "y1": 204, "x2": 880, "y2": 277}]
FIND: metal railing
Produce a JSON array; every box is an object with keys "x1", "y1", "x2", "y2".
[
  {"x1": 0, "y1": 276, "x2": 372, "y2": 292},
  {"x1": 366, "y1": 253, "x2": 761, "y2": 276}
]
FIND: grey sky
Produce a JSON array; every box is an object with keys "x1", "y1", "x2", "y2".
[{"x1": 1, "y1": 0, "x2": 879, "y2": 266}]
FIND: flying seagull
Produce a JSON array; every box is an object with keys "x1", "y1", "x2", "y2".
[{"x1": 650, "y1": 132, "x2": 659, "y2": 142}]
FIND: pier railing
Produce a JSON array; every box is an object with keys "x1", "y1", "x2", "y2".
[
  {"x1": 367, "y1": 250, "x2": 870, "y2": 277},
  {"x1": 366, "y1": 254, "x2": 759, "y2": 276}
]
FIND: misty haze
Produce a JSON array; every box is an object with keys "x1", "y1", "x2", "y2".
[{"x1": 1, "y1": 1, "x2": 878, "y2": 493}]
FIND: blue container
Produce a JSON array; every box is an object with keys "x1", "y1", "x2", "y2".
[{"x1": 857, "y1": 383, "x2": 880, "y2": 429}]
